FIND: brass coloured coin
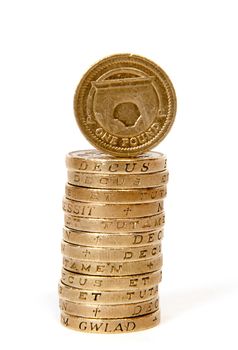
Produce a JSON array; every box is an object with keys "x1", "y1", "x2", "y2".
[
  {"x1": 67, "y1": 169, "x2": 169, "y2": 189},
  {"x1": 59, "y1": 296, "x2": 159, "y2": 318},
  {"x1": 62, "y1": 255, "x2": 163, "y2": 276},
  {"x1": 61, "y1": 240, "x2": 161, "y2": 261},
  {"x1": 66, "y1": 150, "x2": 167, "y2": 174},
  {"x1": 58, "y1": 281, "x2": 159, "y2": 304},
  {"x1": 61, "y1": 268, "x2": 162, "y2": 290},
  {"x1": 65, "y1": 183, "x2": 167, "y2": 203},
  {"x1": 60, "y1": 309, "x2": 160, "y2": 333},
  {"x1": 64, "y1": 212, "x2": 165, "y2": 233},
  {"x1": 74, "y1": 54, "x2": 176, "y2": 157},
  {"x1": 63, "y1": 227, "x2": 164, "y2": 247},
  {"x1": 62, "y1": 197, "x2": 164, "y2": 218}
]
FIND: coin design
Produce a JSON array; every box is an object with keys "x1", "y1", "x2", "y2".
[{"x1": 74, "y1": 54, "x2": 176, "y2": 156}]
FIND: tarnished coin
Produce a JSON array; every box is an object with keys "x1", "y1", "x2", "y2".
[
  {"x1": 65, "y1": 183, "x2": 167, "y2": 203},
  {"x1": 74, "y1": 54, "x2": 176, "y2": 157},
  {"x1": 61, "y1": 268, "x2": 162, "y2": 290},
  {"x1": 62, "y1": 255, "x2": 162, "y2": 276},
  {"x1": 58, "y1": 281, "x2": 159, "y2": 304},
  {"x1": 66, "y1": 150, "x2": 167, "y2": 173},
  {"x1": 60, "y1": 310, "x2": 160, "y2": 333},
  {"x1": 62, "y1": 197, "x2": 164, "y2": 218},
  {"x1": 61, "y1": 240, "x2": 161, "y2": 261},
  {"x1": 67, "y1": 170, "x2": 169, "y2": 189},
  {"x1": 63, "y1": 227, "x2": 164, "y2": 247},
  {"x1": 59, "y1": 296, "x2": 159, "y2": 318}
]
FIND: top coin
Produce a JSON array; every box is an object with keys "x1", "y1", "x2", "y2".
[{"x1": 74, "y1": 54, "x2": 177, "y2": 157}]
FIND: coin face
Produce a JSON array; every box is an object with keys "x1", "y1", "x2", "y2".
[{"x1": 74, "y1": 54, "x2": 177, "y2": 157}]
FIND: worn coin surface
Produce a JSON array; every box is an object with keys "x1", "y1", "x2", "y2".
[
  {"x1": 61, "y1": 268, "x2": 162, "y2": 290},
  {"x1": 65, "y1": 183, "x2": 167, "y2": 203},
  {"x1": 59, "y1": 281, "x2": 159, "y2": 304},
  {"x1": 62, "y1": 255, "x2": 163, "y2": 275},
  {"x1": 66, "y1": 150, "x2": 167, "y2": 173},
  {"x1": 67, "y1": 169, "x2": 169, "y2": 189},
  {"x1": 64, "y1": 212, "x2": 165, "y2": 233},
  {"x1": 62, "y1": 197, "x2": 164, "y2": 218},
  {"x1": 59, "y1": 296, "x2": 159, "y2": 318},
  {"x1": 61, "y1": 240, "x2": 161, "y2": 261},
  {"x1": 63, "y1": 227, "x2": 164, "y2": 247},
  {"x1": 60, "y1": 309, "x2": 160, "y2": 333},
  {"x1": 74, "y1": 54, "x2": 176, "y2": 157}
]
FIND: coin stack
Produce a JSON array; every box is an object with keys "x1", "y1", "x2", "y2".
[
  {"x1": 59, "y1": 150, "x2": 168, "y2": 333},
  {"x1": 59, "y1": 54, "x2": 176, "y2": 333}
]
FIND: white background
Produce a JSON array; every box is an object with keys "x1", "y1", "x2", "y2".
[{"x1": 0, "y1": 0, "x2": 238, "y2": 349}]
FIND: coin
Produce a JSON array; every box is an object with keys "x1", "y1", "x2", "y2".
[
  {"x1": 67, "y1": 169, "x2": 169, "y2": 189},
  {"x1": 59, "y1": 296, "x2": 159, "y2": 318},
  {"x1": 62, "y1": 197, "x2": 164, "y2": 218},
  {"x1": 66, "y1": 150, "x2": 167, "y2": 174},
  {"x1": 64, "y1": 212, "x2": 165, "y2": 233},
  {"x1": 62, "y1": 255, "x2": 163, "y2": 275},
  {"x1": 58, "y1": 281, "x2": 159, "y2": 304},
  {"x1": 60, "y1": 310, "x2": 160, "y2": 333},
  {"x1": 61, "y1": 268, "x2": 162, "y2": 290},
  {"x1": 63, "y1": 227, "x2": 164, "y2": 247},
  {"x1": 65, "y1": 183, "x2": 167, "y2": 203},
  {"x1": 74, "y1": 54, "x2": 176, "y2": 157},
  {"x1": 61, "y1": 240, "x2": 161, "y2": 261}
]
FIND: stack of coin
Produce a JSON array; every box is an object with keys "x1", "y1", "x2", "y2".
[
  {"x1": 59, "y1": 149, "x2": 168, "y2": 333},
  {"x1": 59, "y1": 53, "x2": 176, "y2": 333}
]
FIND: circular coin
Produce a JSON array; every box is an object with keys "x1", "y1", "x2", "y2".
[
  {"x1": 66, "y1": 150, "x2": 167, "y2": 173},
  {"x1": 59, "y1": 296, "x2": 159, "y2": 318},
  {"x1": 61, "y1": 268, "x2": 162, "y2": 290},
  {"x1": 61, "y1": 240, "x2": 161, "y2": 261},
  {"x1": 62, "y1": 255, "x2": 163, "y2": 276},
  {"x1": 67, "y1": 170, "x2": 169, "y2": 189},
  {"x1": 60, "y1": 310, "x2": 160, "y2": 333},
  {"x1": 64, "y1": 212, "x2": 165, "y2": 233},
  {"x1": 58, "y1": 281, "x2": 159, "y2": 304},
  {"x1": 74, "y1": 54, "x2": 176, "y2": 157},
  {"x1": 62, "y1": 197, "x2": 164, "y2": 218},
  {"x1": 63, "y1": 227, "x2": 164, "y2": 247},
  {"x1": 65, "y1": 183, "x2": 167, "y2": 203}
]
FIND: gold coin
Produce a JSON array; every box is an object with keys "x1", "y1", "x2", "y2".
[
  {"x1": 61, "y1": 240, "x2": 161, "y2": 261},
  {"x1": 67, "y1": 169, "x2": 169, "y2": 189},
  {"x1": 62, "y1": 255, "x2": 163, "y2": 276},
  {"x1": 64, "y1": 212, "x2": 165, "y2": 233},
  {"x1": 66, "y1": 150, "x2": 167, "y2": 173},
  {"x1": 59, "y1": 296, "x2": 159, "y2": 318},
  {"x1": 60, "y1": 309, "x2": 160, "y2": 333},
  {"x1": 74, "y1": 54, "x2": 176, "y2": 157},
  {"x1": 63, "y1": 227, "x2": 164, "y2": 247},
  {"x1": 65, "y1": 183, "x2": 167, "y2": 203},
  {"x1": 62, "y1": 197, "x2": 164, "y2": 218},
  {"x1": 61, "y1": 268, "x2": 162, "y2": 290},
  {"x1": 58, "y1": 281, "x2": 159, "y2": 304}
]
